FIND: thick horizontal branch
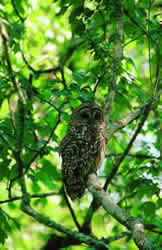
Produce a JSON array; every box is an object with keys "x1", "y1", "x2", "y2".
[{"x1": 87, "y1": 174, "x2": 159, "y2": 250}]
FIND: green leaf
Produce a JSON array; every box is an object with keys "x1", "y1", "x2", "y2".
[
  {"x1": 157, "y1": 198, "x2": 162, "y2": 209},
  {"x1": 35, "y1": 158, "x2": 59, "y2": 189},
  {"x1": 0, "y1": 159, "x2": 11, "y2": 180},
  {"x1": 142, "y1": 202, "x2": 156, "y2": 217},
  {"x1": 0, "y1": 209, "x2": 11, "y2": 244},
  {"x1": 9, "y1": 23, "x2": 25, "y2": 41}
]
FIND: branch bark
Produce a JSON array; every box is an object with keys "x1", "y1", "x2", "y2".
[
  {"x1": 87, "y1": 174, "x2": 160, "y2": 250},
  {"x1": 16, "y1": 166, "x2": 110, "y2": 249}
]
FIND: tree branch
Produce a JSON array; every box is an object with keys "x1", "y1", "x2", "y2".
[
  {"x1": 21, "y1": 48, "x2": 61, "y2": 75},
  {"x1": 11, "y1": 0, "x2": 25, "y2": 22},
  {"x1": 107, "y1": 102, "x2": 148, "y2": 139},
  {"x1": 0, "y1": 191, "x2": 62, "y2": 204},
  {"x1": 21, "y1": 201, "x2": 109, "y2": 249},
  {"x1": 82, "y1": 100, "x2": 153, "y2": 233},
  {"x1": 16, "y1": 171, "x2": 109, "y2": 249},
  {"x1": 25, "y1": 112, "x2": 61, "y2": 173},
  {"x1": 106, "y1": 153, "x2": 160, "y2": 160},
  {"x1": 63, "y1": 188, "x2": 81, "y2": 231},
  {"x1": 104, "y1": 231, "x2": 131, "y2": 244},
  {"x1": 87, "y1": 173, "x2": 160, "y2": 250}
]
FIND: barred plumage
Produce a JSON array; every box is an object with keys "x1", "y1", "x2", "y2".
[{"x1": 60, "y1": 103, "x2": 105, "y2": 200}]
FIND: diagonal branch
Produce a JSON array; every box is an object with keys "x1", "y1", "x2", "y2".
[
  {"x1": 87, "y1": 173, "x2": 159, "y2": 250},
  {"x1": 63, "y1": 188, "x2": 81, "y2": 231},
  {"x1": 107, "y1": 102, "x2": 149, "y2": 139},
  {"x1": 25, "y1": 112, "x2": 61, "y2": 172},
  {"x1": 17, "y1": 169, "x2": 109, "y2": 249},
  {"x1": 11, "y1": 0, "x2": 25, "y2": 22},
  {"x1": 82, "y1": 0, "x2": 124, "y2": 234},
  {"x1": 82, "y1": 100, "x2": 153, "y2": 233},
  {"x1": 21, "y1": 202, "x2": 109, "y2": 249}
]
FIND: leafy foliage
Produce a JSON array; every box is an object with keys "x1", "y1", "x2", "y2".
[{"x1": 0, "y1": 0, "x2": 161, "y2": 249}]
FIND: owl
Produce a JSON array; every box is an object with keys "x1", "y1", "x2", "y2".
[{"x1": 60, "y1": 103, "x2": 105, "y2": 200}]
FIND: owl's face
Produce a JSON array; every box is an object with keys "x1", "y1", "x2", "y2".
[{"x1": 71, "y1": 103, "x2": 105, "y2": 127}]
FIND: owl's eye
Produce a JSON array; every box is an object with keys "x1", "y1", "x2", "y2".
[
  {"x1": 80, "y1": 111, "x2": 89, "y2": 119},
  {"x1": 94, "y1": 111, "x2": 101, "y2": 120}
]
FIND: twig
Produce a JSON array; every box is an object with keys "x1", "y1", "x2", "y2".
[
  {"x1": 33, "y1": 91, "x2": 61, "y2": 113},
  {"x1": 104, "y1": 231, "x2": 131, "y2": 244},
  {"x1": 25, "y1": 112, "x2": 61, "y2": 173},
  {"x1": 21, "y1": 48, "x2": 60, "y2": 75},
  {"x1": 63, "y1": 188, "x2": 81, "y2": 231},
  {"x1": 11, "y1": 0, "x2": 25, "y2": 22},
  {"x1": 123, "y1": 37, "x2": 139, "y2": 47},
  {"x1": 93, "y1": 73, "x2": 105, "y2": 94},
  {"x1": 60, "y1": 67, "x2": 67, "y2": 89},
  {"x1": 107, "y1": 103, "x2": 147, "y2": 138},
  {"x1": 106, "y1": 153, "x2": 160, "y2": 160},
  {"x1": 0, "y1": 191, "x2": 62, "y2": 204}
]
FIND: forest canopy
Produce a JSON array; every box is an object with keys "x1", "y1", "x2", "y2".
[{"x1": 0, "y1": 0, "x2": 161, "y2": 249}]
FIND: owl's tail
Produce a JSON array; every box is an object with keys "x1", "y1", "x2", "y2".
[{"x1": 65, "y1": 177, "x2": 86, "y2": 200}]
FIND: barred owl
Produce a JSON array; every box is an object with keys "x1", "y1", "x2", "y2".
[{"x1": 60, "y1": 103, "x2": 105, "y2": 200}]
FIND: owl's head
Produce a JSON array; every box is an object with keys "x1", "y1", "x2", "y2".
[{"x1": 70, "y1": 103, "x2": 105, "y2": 127}]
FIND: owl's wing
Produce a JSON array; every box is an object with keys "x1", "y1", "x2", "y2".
[{"x1": 60, "y1": 136, "x2": 94, "y2": 200}]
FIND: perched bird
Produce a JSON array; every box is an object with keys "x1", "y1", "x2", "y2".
[{"x1": 60, "y1": 103, "x2": 105, "y2": 200}]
